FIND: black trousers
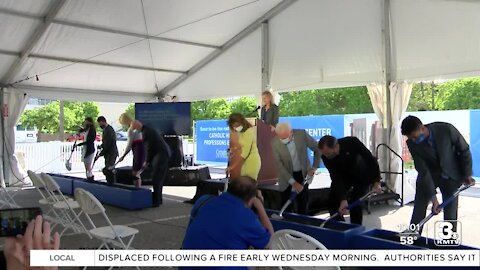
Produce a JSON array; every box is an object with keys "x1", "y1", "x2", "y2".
[
  {"x1": 281, "y1": 171, "x2": 309, "y2": 215},
  {"x1": 328, "y1": 182, "x2": 369, "y2": 225},
  {"x1": 102, "y1": 154, "x2": 117, "y2": 185},
  {"x1": 151, "y1": 154, "x2": 170, "y2": 205},
  {"x1": 411, "y1": 175, "x2": 462, "y2": 233}
]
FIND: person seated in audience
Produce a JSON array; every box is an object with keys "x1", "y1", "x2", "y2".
[
  {"x1": 181, "y1": 176, "x2": 273, "y2": 263},
  {"x1": 1, "y1": 215, "x2": 60, "y2": 270}
]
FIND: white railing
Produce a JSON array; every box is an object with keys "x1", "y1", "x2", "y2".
[
  {"x1": 15, "y1": 140, "x2": 195, "y2": 174},
  {"x1": 15, "y1": 141, "x2": 133, "y2": 174}
]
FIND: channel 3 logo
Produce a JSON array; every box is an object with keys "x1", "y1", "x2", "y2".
[{"x1": 434, "y1": 220, "x2": 462, "y2": 247}]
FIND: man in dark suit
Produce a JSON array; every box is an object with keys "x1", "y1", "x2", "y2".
[
  {"x1": 318, "y1": 135, "x2": 382, "y2": 225},
  {"x1": 401, "y1": 116, "x2": 474, "y2": 232},
  {"x1": 131, "y1": 120, "x2": 172, "y2": 207},
  {"x1": 271, "y1": 122, "x2": 321, "y2": 215},
  {"x1": 96, "y1": 116, "x2": 118, "y2": 185}
]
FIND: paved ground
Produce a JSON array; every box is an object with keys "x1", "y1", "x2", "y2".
[{"x1": 1, "y1": 169, "x2": 479, "y2": 269}]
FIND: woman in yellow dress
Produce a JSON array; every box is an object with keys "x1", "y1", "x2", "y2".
[{"x1": 226, "y1": 113, "x2": 261, "y2": 180}]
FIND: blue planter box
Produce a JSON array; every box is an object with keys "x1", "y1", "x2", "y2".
[
  {"x1": 48, "y1": 174, "x2": 84, "y2": 195},
  {"x1": 350, "y1": 229, "x2": 477, "y2": 250},
  {"x1": 266, "y1": 210, "x2": 365, "y2": 249},
  {"x1": 72, "y1": 181, "x2": 152, "y2": 210}
]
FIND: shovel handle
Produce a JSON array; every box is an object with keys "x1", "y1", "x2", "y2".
[
  {"x1": 438, "y1": 183, "x2": 473, "y2": 209},
  {"x1": 416, "y1": 183, "x2": 474, "y2": 229},
  {"x1": 278, "y1": 176, "x2": 311, "y2": 216},
  {"x1": 346, "y1": 191, "x2": 375, "y2": 210}
]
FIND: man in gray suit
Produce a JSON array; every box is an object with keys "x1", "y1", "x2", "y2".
[
  {"x1": 271, "y1": 122, "x2": 321, "y2": 215},
  {"x1": 97, "y1": 116, "x2": 119, "y2": 185},
  {"x1": 401, "y1": 116, "x2": 474, "y2": 232}
]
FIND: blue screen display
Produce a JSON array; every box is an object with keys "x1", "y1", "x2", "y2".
[{"x1": 135, "y1": 102, "x2": 192, "y2": 135}]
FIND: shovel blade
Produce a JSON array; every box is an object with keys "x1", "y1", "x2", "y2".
[
  {"x1": 271, "y1": 213, "x2": 283, "y2": 220},
  {"x1": 65, "y1": 161, "x2": 72, "y2": 171}
]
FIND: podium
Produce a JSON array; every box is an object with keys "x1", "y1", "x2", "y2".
[{"x1": 255, "y1": 119, "x2": 278, "y2": 185}]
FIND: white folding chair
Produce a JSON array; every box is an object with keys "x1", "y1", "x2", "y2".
[
  {"x1": 40, "y1": 173, "x2": 90, "y2": 238},
  {"x1": 0, "y1": 186, "x2": 20, "y2": 209},
  {"x1": 269, "y1": 229, "x2": 340, "y2": 270},
  {"x1": 27, "y1": 170, "x2": 64, "y2": 225},
  {"x1": 74, "y1": 188, "x2": 139, "y2": 270}
]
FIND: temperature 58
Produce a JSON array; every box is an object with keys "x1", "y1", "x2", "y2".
[{"x1": 400, "y1": 235, "x2": 417, "y2": 245}]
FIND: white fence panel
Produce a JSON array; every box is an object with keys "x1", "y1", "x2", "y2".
[
  {"x1": 16, "y1": 141, "x2": 133, "y2": 175},
  {"x1": 16, "y1": 139, "x2": 194, "y2": 176}
]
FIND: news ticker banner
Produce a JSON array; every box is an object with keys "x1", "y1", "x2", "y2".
[{"x1": 31, "y1": 250, "x2": 480, "y2": 267}]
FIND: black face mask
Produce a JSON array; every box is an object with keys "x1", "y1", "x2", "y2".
[{"x1": 100, "y1": 124, "x2": 106, "y2": 129}]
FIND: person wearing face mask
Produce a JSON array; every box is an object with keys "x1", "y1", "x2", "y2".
[
  {"x1": 96, "y1": 116, "x2": 118, "y2": 185},
  {"x1": 401, "y1": 116, "x2": 474, "y2": 233},
  {"x1": 318, "y1": 135, "x2": 381, "y2": 225},
  {"x1": 75, "y1": 117, "x2": 97, "y2": 181},
  {"x1": 118, "y1": 113, "x2": 146, "y2": 187},
  {"x1": 227, "y1": 113, "x2": 261, "y2": 180},
  {"x1": 271, "y1": 122, "x2": 321, "y2": 215}
]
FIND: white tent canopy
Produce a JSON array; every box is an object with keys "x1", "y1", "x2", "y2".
[{"x1": 0, "y1": 0, "x2": 479, "y2": 101}]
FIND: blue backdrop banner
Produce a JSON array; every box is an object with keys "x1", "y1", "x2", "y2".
[
  {"x1": 194, "y1": 115, "x2": 344, "y2": 165},
  {"x1": 280, "y1": 115, "x2": 344, "y2": 165},
  {"x1": 195, "y1": 120, "x2": 230, "y2": 164},
  {"x1": 470, "y1": 110, "x2": 480, "y2": 177}
]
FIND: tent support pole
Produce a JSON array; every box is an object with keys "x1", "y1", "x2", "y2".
[
  {"x1": 382, "y1": 0, "x2": 393, "y2": 182},
  {"x1": 0, "y1": 87, "x2": 5, "y2": 185},
  {"x1": 261, "y1": 21, "x2": 270, "y2": 92},
  {"x1": 59, "y1": 100, "x2": 65, "y2": 141},
  {"x1": 259, "y1": 21, "x2": 270, "y2": 117}
]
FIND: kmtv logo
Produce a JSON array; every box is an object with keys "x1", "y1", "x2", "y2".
[{"x1": 434, "y1": 220, "x2": 462, "y2": 246}]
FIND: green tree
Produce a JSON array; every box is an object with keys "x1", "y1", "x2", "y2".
[
  {"x1": 19, "y1": 101, "x2": 99, "y2": 134},
  {"x1": 64, "y1": 101, "x2": 99, "y2": 122},
  {"x1": 20, "y1": 102, "x2": 76, "y2": 133},
  {"x1": 279, "y1": 86, "x2": 373, "y2": 116},
  {"x1": 125, "y1": 103, "x2": 135, "y2": 118},
  {"x1": 408, "y1": 82, "x2": 437, "y2": 111},
  {"x1": 229, "y1": 96, "x2": 258, "y2": 117},
  {"x1": 435, "y1": 78, "x2": 480, "y2": 110},
  {"x1": 191, "y1": 99, "x2": 231, "y2": 121}
]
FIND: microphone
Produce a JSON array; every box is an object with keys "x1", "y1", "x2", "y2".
[{"x1": 252, "y1": 106, "x2": 261, "y2": 113}]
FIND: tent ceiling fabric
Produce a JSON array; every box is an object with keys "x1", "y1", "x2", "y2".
[
  {"x1": 15, "y1": 58, "x2": 181, "y2": 93},
  {"x1": 170, "y1": 28, "x2": 262, "y2": 101},
  {"x1": 0, "y1": 0, "x2": 53, "y2": 16},
  {"x1": 0, "y1": 55, "x2": 18, "y2": 79},
  {"x1": 1, "y1": 0, "x2": 480, "y2": 102},
  {"x1": 392, "y1": 0, "x2": 480, "y2": 81},
  {"x1": 0, "y1": 14, "x2": 39, "y2": 52},
  {"x1": 268, "y1": 0, "x2": 384, "y2": 92}
]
